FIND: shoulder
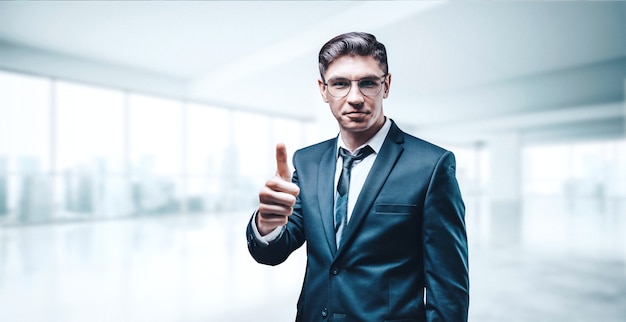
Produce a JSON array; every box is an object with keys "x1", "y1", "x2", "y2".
[
  {"x1": 403, "y1": 132, "x2": 448, "y2": 155},
  {"x1": 390, "y1": 120, "x2": 450, "y2": 157},
  {"x1": 387, "y1": 121, "x2": 459, "y2": 172}
]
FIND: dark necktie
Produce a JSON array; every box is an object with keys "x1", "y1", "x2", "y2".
[{"x1": 335, "y1": 145, "x2": 374, "y2": 245}]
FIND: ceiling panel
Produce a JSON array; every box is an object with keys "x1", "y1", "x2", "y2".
[{"x1": 0, "y1": 1, "x2": 624, "y2": 143}]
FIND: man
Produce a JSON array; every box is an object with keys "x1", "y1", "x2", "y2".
[{"x1": 246, "y1": 32, "x2": 469, "y2": 321}]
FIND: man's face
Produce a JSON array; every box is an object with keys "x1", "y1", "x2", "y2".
[{"x1": 318, "y1": 55, "x2": 390, "y2": 136}]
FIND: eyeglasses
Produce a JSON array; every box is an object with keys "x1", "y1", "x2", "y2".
[{"x1": 323, "y1": 74, "x2": 387, "y2": 98}]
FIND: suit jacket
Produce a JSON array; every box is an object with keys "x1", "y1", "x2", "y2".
[{"x1": 247, "y1": 120, "x2": 469, "y2": 322}]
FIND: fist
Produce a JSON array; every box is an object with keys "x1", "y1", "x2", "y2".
[{"x1": 257, "y1": 143, "x2": 300, "y2": 235}]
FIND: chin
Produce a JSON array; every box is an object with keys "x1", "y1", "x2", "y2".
[{"x1": 341, "y1": 122, "x2": 372, "y2": 133}]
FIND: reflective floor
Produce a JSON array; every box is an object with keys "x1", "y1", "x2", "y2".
[{"x1": 1, "y1": 197, "x2": 625, "y2": 322}]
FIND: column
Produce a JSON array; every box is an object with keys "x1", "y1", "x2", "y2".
[
  {"x1": 487, "y1": 132, "x2": 522, "y2": 248},
  {"x1": 0, "y1": 156, "x2": 6, "y2": 215}
]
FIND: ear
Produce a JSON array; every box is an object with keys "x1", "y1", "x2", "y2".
[
  {"x1": 383, "y1": 73, "x2": 392, "y2": 99},
  {"x1": 318, "y1": 79, "x2": 329, "y2": 103}
]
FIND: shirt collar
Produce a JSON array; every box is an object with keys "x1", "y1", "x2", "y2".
[{"x1": 337, "y1": 117, "x2": 391, "y2": 156}]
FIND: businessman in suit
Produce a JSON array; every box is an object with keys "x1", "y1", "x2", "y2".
[{"x1": 247, "y1": 32, "x2": 469, "y2": 321}]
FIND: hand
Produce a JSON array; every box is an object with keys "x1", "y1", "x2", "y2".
[{"x1": 257, "y1": 143, "x2": 300, "y2": 236}]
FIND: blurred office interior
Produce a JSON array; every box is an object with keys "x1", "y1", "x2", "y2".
[{"x1": 0, "y1": 1, "x2": 625, "y2": 321}]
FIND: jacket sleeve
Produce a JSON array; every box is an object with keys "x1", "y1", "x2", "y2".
[
  {"x1": 246, "y1": 166, "x2": 306, "y2": 266},
  {"x1": 423, "y1": 151, "x2": 470, "y2": 322}
]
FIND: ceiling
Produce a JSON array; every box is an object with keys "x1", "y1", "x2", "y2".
[{"x1": 0, "y1": 1, "x2": 625, "y2": 144}]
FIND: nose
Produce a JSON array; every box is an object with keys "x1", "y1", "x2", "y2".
[{"x1": 346, "y1": 80, "x2": 364, "y2": 105}]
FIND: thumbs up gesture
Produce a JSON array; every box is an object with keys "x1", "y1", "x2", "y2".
[
  {"x1": 257, "y1": 143, "x2": 300, "y2": 236},
  {"x1": 275, "y1": 142, "x2": 292, "y2": 182}
]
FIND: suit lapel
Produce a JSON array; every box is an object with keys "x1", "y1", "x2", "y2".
[
  {"x1": 336, "y1": 122, "x2": 405, "y2": 255},
  {"x1": 317, "y1": 141, "x2": 338, "y2": 255}
]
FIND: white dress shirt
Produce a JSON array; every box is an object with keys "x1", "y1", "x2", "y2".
[{"x1": 334, "y1": 118, "x2": 391, "y2": 225}]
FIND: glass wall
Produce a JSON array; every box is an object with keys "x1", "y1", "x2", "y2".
[
  {"x1": 55, "y1": 82, "x2": 128, "y2": 219},
  {"x1": 0, "y1": 72, "x2": 51, "y2": 222},
  {"x1": 522, "y1": 140, "x2": 626, "y2": 201},
  {"x1": 520, "y1": 139, "x2": 626, "y2": 256},
  {"x1": 0, "y1": 70, "x2": 310, "y2": 224}
]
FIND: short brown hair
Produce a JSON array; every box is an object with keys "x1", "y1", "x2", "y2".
[{"x1": 318, "y1": 32, "x2": 388, "y2": 81}]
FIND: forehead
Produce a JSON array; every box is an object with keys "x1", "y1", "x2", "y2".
[{"x1": 324, "y1": 55, "x2": 383, "y2": 79}]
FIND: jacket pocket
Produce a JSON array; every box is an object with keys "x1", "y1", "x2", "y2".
[{"x1": 374, "y1": 204, "x2": 417, "y2": 215}]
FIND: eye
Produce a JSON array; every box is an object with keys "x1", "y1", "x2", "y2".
[
  {"x1": 359, "y1": 79, "x2": 379, "y2": 88},
  {"x1": 329, "y1": 79, "x2": 349, "y2": 88}
]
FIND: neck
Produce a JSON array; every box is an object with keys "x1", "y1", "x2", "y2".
[{"x1": 340, "y1": 117, "x2": 386, "y2": 152}]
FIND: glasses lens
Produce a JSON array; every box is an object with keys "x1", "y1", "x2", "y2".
[
  {"x1": 359, "y1": 78, "x2": 383, "y2": 96},
  {"x1": 327, "y1": 79, "x2": 350, "y2": 97}
]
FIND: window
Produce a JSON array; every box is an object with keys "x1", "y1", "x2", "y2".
[
  {"x1": 0, "y1": 71, "x2": 51, "y2": 173},
  {"x1": 0, "y1": 71, "x2": 51, "y2": 221},
  {"x1": 129, "y1": 94, "x2": 183, "y2": 214},
  {"x1": 55, "y1": 81, "x2": 129, "y2": 217},
  {"x1": 521, "y1": 140, "x2": 625, "y2": 197},
  {"x1": 129, "y1": 94, "x2": 183, "y2": 175},
  {"x1": 0, "y1": 70, "x2": 310, "y2": 222},
  {"x1": 185, "y1": 103, "x2": 231, "y2": 212}
]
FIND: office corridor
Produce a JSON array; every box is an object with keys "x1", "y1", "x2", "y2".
[
  {"x1": 1, "y1": 197, "x2": 625, "y2": 322},
  {"x1": 1, "y1": 2, "x2": 625, "y2": 321}
]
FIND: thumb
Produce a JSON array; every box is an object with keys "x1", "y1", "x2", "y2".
[{"x1": 275, "y1": 143, "x2": 291, "y2": 181}]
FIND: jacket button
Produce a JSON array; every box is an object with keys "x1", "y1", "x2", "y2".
[
  {"x1": 331, "y1": 268, "x2": 339, "y2": 275},
  {"x1": 321, "y1": 307, "x2": 328, "y2": 318}
]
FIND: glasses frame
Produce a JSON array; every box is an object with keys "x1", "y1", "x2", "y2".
[{"x1": 323, "y1": 74, "x2": 388, "y2": 98}]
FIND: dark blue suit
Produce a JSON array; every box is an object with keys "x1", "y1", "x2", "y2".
[{"x1": 247, "y1": 120, "x2": 469, "y2": 321}]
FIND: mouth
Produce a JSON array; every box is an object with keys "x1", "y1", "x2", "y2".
[
  {"x1": 342, "y1": 111, "x2": 370, "y2": 123},
  {"x1": 343, "y1": 111, "x2": 370, "y2": 116}
]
